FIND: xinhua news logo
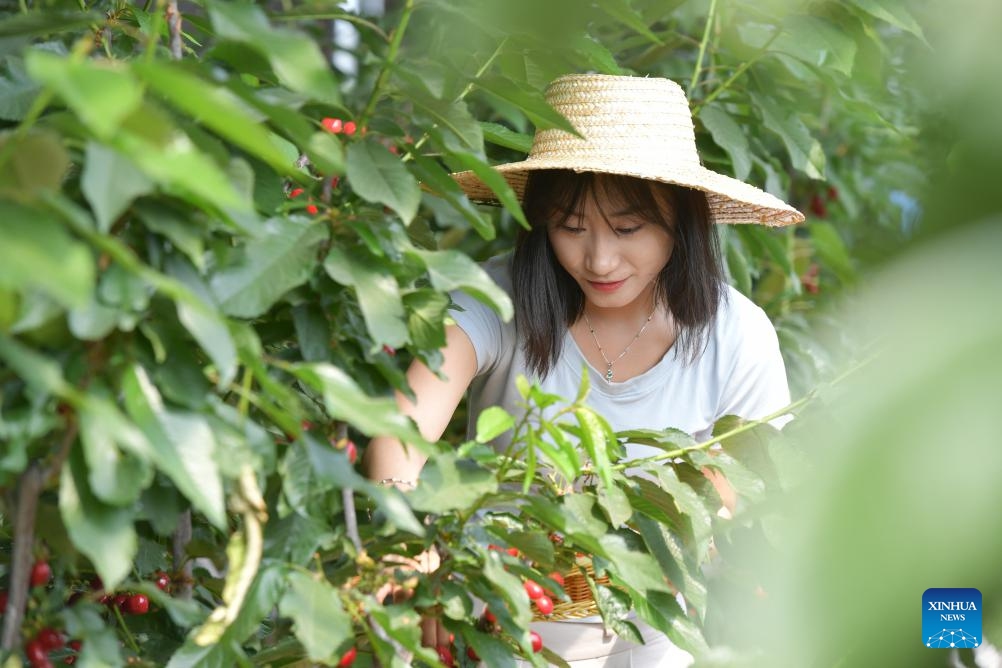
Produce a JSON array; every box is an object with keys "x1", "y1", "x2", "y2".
[{"x1": 923, "y1": 588, "x2": 982, "y2": 649}]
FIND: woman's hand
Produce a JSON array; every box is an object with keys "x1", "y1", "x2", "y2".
[{"x1": 375, "y1": 547, "x2": 449, "y2": 648}]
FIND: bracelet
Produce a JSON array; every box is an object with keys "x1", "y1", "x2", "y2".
[{"x1": 376, "y1": 478, "x2": 416, "y2": 489}]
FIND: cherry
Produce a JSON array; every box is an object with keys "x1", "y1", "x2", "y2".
[
  {"x1": 809, "y1": 193, "x2": 827, "y2": 218},
  {"x1": 343, "y1": 121, "x2": 357, "y2": 136},
  {"x1": 524, "y1": 580, "x2": 544, "y2": 600},
  {"x1": 112, "y1": 593, "x2": 128, "y2": 610},
  {"x1": 382, "y1": 344, "x2": 396, "y2": 356},
  {"x1": 30, "y1": 560, "x2": 52, "y2": 587},
  {"x1": 505, "y1": 547, "x2": 519, "y2": 558},
  {"x1": 25, "y1": 639, "x2": 48, "y2": 666},
  {"x1": 305, "y1": 204, "x2": 319, "y2": 216},
  {"x1": 65, "y1": 640, "x2": 83, "y2": 664},
  {"x1": 322, "y1": 117, "x2": 343, "y2": 134},
  {"x1": 331, "y1": 176, "x2": 340, "y2": 189},
  {"x1": 289, "y1": 187, "x2": 305, "y2": 199},
  {"x1": 534, "y1": 594, "x2": 554, "y2": 616},
  {"x1": 826, "y1": 186, "x2": 839, "y2": 201},
  {"x1": 125, "y1": 593, "x2": 149, "y2": 615},
  {"x1": 482, "y1": 608, "x2": 496, "y2": 624},
  {"x1": 337, "y1": 646, "x2": 357, "y2": 667},
  {"x1": 466, "y1": 646, "x2": 479, "y2": 661},
  {"x1": 37, "y1": 627, "x2": 64, "y2": 650},
  {"x1": 153, "y1": 571, "x2": 171, "y2": 591},
  {"x1": 436, "y1": 644, "x2": 454, "y2": 667},
  {"x1": 530, "y1": 630, "x2": 543, "y2": 653}
]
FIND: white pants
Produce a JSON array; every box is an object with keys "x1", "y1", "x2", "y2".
[{"x1": 513, "y1": 619, "x2": 695, "y2": 667}]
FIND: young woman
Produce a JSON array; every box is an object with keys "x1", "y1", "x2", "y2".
[{"x1": 364, "y1": 74, "x2": 804, "y2": 666}]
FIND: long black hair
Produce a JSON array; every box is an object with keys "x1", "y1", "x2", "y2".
[{"x1": 511, "y1": 170, "x2": 724, "y2": 378}]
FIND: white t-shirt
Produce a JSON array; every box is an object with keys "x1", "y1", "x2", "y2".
[{"x1": 450, "y1": 253, "x2": 791, "y2": 457}]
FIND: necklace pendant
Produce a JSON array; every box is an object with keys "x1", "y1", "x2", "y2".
[{"x1": 605, "y1": 367, "x2": 614, "y2": 382}]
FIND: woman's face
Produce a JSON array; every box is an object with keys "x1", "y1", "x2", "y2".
[{"x1": 546, "y1": 183, "x2": 676, "y2": 311}]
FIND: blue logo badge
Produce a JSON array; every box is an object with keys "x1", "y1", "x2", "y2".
[{"x1": 923, "y1": 588, "x2": 981, "y2": 648}]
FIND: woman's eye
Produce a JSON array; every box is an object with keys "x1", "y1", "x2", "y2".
[
  {"x1": 560, "y1": 225, "x2": 586, "y2": 234},
  {"x1": 616, "y1": 226, "x2": 641, "y2": 235}
]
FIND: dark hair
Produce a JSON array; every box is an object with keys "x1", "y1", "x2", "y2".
[{"x1": 512, "y1": 170, "x2": 724, "y2": 378}]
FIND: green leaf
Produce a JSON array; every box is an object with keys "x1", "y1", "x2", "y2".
[
  {"x1": 0, "y1": 56, "x2": 41, "y2": 121},
  {"x1": 210, "y1": 217, "x2": 328, "y2": 318},
  {"x1": 408, "y1": 248, "x2": 513, "y2": 321},
  {"x1": 60, "y1": 448, "x2": 138, "y2": 590},
  {"x1": 575, "y1": 406, "x2": 613, "y2": 488},
  {"x1": 0, "y1": 333, "x2": 69, "y2": 395},
  {"x1": 480, "y1": 121, "x2": 532, "y2": 153},
  {"x1": 597, "y1": 482, "x2": 633, "y2": 527},
  {"x1": 279, "y1": 571, "x2": 352, "y2": 662},
  {"x1": 475, "y1": 75, "x2": 578, "y2": 134},
  {"x1": 324, "y1": 246, "x2": 408, "y2": 348},
  {"x1": 776, "y1": 16, "x2": 858, "y2": 76},
  {"x1": 345, "y1": 139, "x2": 421, "y2": 224},
  {"x1": 133, "y1": 60, "x2": 295, "y2": 175},
  {"x1": 849, "y1": 0, "x2": 928, "y2": 43},
  {"x1": 290, "y1": 363, "x2": 426, "y2": 444},
  {"x1": 699, "y1": 105, "x2": 752, "y2": 180},
  {"x1": 402, "y1": 289, "x2": 449, "y2": 350},
  {"x1": 809, "y1": 221, "x2": 855, "y2": 285},
  {"x1": 81, "y1": 142, "x2": 155, "y2": 233},
  {"x1": 595, "y1": 0, "x2": 664, "y2": 44},
  {"x1": 63, "y1": 605, "x2": 124, "y2": 667},
  {"x1": 0, "y1": 129, "x2": 69, "y2": 201},
  {"x1": 25, "y1": 50, "x2": 142, "y2": 138},
  {"x1": 539, "y1": 423, "x2": 582, "y2": 480},
  {"x1": 0, "y1": 202, "x2": 94, "y2": 308},
  {"x1": 449, "y1": 151, "x2": 528, "y2": 228},
  {"x1": 599, "y1": 532, "x2": 673, "y2": 597},
  {"x1": 207, "y1": 1, "x2": 340, "y2": 104},
  {"x1": 654, "y1": 467, "x2": 713, "y2": 545},
  {"x1": 409, "y1": 452, "x2": 498, "y2": 513},
  {"x1": 78, "y1": 394, "x2": 155, "y2": 506},
  {"x1": 475, "y1": 406, "x2": 515, "y2": 443},
  {"x1": 751, "y1": 91, "x2": 825, "y2": 179},
  {"x1": 136, "y1": 202, "x2": 206, "y2": 271},
  {"x1": 687, "y1": 448, "x2": 767, "y2": 504},
  {"x1": 591, "y1": 583, "x2": 643, "y2": 644},
  {"x1": 409, "y1": 152, "x2": 495, "y2": 240},
  {"x1": 122, "y1": 365, "x2": 227, "y2": 530}
]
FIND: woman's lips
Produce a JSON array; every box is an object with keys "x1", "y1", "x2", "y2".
[{"x1": 588, "y1": 279, "x2": 626, "y2": 292}]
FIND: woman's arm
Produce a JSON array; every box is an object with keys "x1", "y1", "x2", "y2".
[{"x1": 362, "y1": 323, "x2": 479, "y2": 484}]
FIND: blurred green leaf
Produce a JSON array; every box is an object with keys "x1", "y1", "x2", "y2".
[
  {"x1": 408, "y1": 248, "x2": 513, "y2": 321},
  {"x1": 81, "y1": 142, "x2": 155, "y2": 232},
  {"x1": 60, "y1": 448, "x2": 138, "y2": 590},
  {"x1": 849, "y1": 0, "x2": 928, "y2": 43},
  {"x1": 596, "y1": 0, "x2": 664, "y2": 45},
  {"x1": 210, "y1": 217, "x2": 328, "y2": 318},
  {"x1": 78, "y1": 395, "x2": 154, "y2": 506},
  {"x1": 449, "y1": 150, "x2": 528, "y2": 228},
  {"x1": 402, "y1": 288, "x2": 449, "y2": 351},
  {"x1": 279, "y1": 571, "x2": 352, "y2": 662},
  {"x1": 809, "y1": 221, "x2": 855, "y2": 285},
  {"x1": 480, "y1": 121, "x2": 533, "y2": 153},
  {"x1": 25, "y1": 50, "x2": 142, "y2": 138},
  {"x1": 475, "y1": 75, "x2": 578, "y2": 134},
  {"x1": 0, "y1": 202, "x2": 94, "y2": 308},
  {"x1": 346, "y1": 139, "x2": 421, "y2": 224},
  {"x1": 133, "y1": 60, "x2": 296, "y2": 175},
  {"x1": 122, "y1": 365, "x2": 228, "y2": 530},
  {"x1": 206, "y1": 1, "x2": 340, "y2": 104},
  {"x1": 699, "y1": 105, "x2": 752, "y2": 180},
  {"x1": 0, "y1": 129, "x2": 69, "y2": 200},
  {"x1": 475, "y1": 406, "x2": 515, "y2": 443},
  {"x1": 750, "y1": 91, "x2": 825, "y2": 179},
  {"x1": 324, "y1": 245, "x2": 408, "y2": 348},
  {"x1": 410, "y1": 452, "x2": 498, "y2": 513}
]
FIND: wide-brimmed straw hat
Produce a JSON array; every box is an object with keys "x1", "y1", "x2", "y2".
[{"x1": 451, "y1": 74, "x2": 804, "y2": 227}]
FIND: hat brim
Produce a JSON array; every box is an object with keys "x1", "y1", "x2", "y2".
[{"x1": 451, "y1": 157, "x2": 805, "y2": 227}]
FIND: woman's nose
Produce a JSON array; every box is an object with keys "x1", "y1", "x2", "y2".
[{"x1": 584, "y1": 228, "x2": 619, "y2": 275}]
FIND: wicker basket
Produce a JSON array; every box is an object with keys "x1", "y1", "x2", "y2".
[{"x1": 532, "y1": 554, "x2": 611, "y2": 621}]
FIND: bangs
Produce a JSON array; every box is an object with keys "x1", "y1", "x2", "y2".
[{"x1": 525, "y1": 170, "x2": 676, "y2": 234}]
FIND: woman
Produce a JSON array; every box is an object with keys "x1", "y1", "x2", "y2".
[{"x1": 364, "y1": 74, "x2": 804, "y2": 666}]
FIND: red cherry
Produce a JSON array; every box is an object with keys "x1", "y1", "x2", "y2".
[
  {"x1": 505, "y1": 547, "x2": 519, "y2": 558},
  {"x1": 289, "y1": 187, "x2": 305, "y2": 199},
  {"x1": 89, "y1": 576, "x2": 104, "y2": 591},
  {"x1": 25, "y1": 639, "x2": 48, "y2": 665},
  {"x1": 487, "y1": 544, "x2": 501, "y2": 552},
  {"x1": 826, "y1": 185, "x2": 839, "y2": 201},
  {"x1": 344, "y1": 440, "x2": 358, "y2": 464},
  {"x1": 530, "y1": 630, "x2": 543, "y2": 653},
  {"x1": 524, "y1": 580, "x2": 544, "y2": 600},
  {"x1": 322, "y1": 117, "x2": 343, "y2": 134},
  {"x1": 113, "y1": 594, "x2": 128, "y2": 610},
  {"x1": 534, "y1": 594, "x2": 554, "y2": 616},
  {"x1": 37, "y1": 628, "x2": 64, "y2": 650},
  {"x1": 305, "y1": 203, "x2": 319, "y2": 215},
  {"x1": 809, "y1": 194, "x2": 827, "y2": 218},
  {"x1": 466, "y1": 646, "x2": 479, "y2": 661},
  {"x1": 153, "y1": 571, "x2": 171, "y2": 591},
  {"x1": 436, "y1": 644, "x2": 454, "y2": 666},
  {"x1": 548, "y1": 572, "x2": 565, "y2": 587},
  {"x1": 331, "y1": 176, "x2": 341, "y2": 189},
  {"x1": 69, "y1": 640, "x2": 82, "y2": 652},
  {"x1": 30, "y1": 560, "x2": 52, "y2": 587},
  {"x1": 343, "y1": 121, "x2": 357, "y2": 136},
  {"x1": 301, "y1": 420, "x2": 314, "y2": 431},
  {"x1": 382, "y1": 344, "x2": 396, "y2": 356},
  {"x1": 482, "y1": 608, "x2": 496, "y2": 624},
  {"x1": 337, "y1": 646, "x2": 357, "y2": 667},
  {"x1": 125, "y1": 593, "x2": 149, "y2": 615}
]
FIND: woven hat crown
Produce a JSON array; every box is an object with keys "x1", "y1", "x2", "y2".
[{"x1": 451, "y1": 73, "x2": 804, "y2": 226}]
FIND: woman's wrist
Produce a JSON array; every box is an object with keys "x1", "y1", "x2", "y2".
[{"x1": 375, "y1": 477, "x2": 417, "y2": 489}]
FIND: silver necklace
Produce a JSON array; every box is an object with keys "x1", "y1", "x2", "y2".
[{"x1": 582, "y1": 307, "x2": 657, "y2": 382}]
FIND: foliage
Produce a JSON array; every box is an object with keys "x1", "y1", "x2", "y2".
[{"x1": 0, "y1": 0, "x2": 931, "y2": 666}]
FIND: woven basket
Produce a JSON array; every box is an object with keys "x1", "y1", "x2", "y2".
[{"x1": 532, "y1": 554, "x2": 611, "y2": 621}]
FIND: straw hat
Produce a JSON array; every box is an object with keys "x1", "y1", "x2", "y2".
[{"x1": 451, "y1": 74, "x2": 804, "y2": 227}]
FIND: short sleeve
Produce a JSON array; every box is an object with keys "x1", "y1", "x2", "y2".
[
  {"x1": 714, "y1": 297, "x2": 792, "y2": 429},
  {"x1": 446, "y1": 254, "x2": 514, "y2": 377}
]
